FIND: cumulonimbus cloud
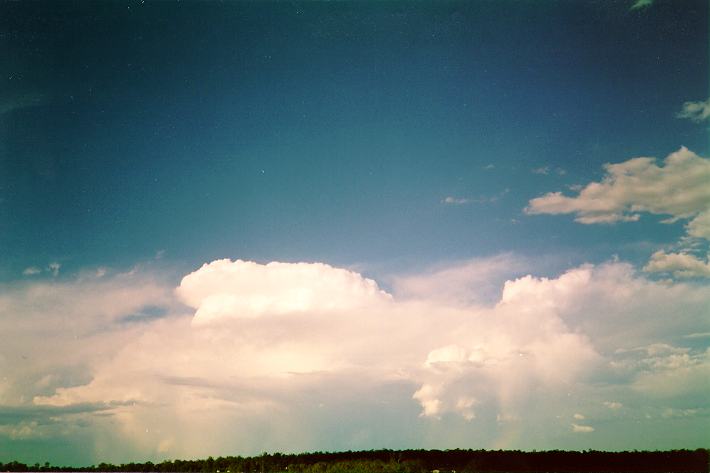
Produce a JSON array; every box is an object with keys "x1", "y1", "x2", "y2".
[{"x1": 10, "y1": 257, "x2": 705, "y2": 461}]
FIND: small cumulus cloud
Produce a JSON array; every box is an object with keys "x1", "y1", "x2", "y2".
[
  {"x1": 48, "y1": 262, "x2": 61, "y2": 277},
  {"x1": 604, "y1": 401, "x2": 623, "y2": 409},
  {"x1": 643, "y1": 251, "x2": 710, "y2": 278},
  {"x1": 22, "y1": 267, "x2": 41, "y2": 276},
  {"x1": 442, "y1": 196, "x2": 470, "y2": 205},
  {"x1": 573, "y1": 413, "x2": 585, "y2": 420},
  {"x1": 571, "y1": 423, "x2": 595, "y2": 433},
  {"x1": 677, "y1": 98, "x2": 710, "y2": 123}
]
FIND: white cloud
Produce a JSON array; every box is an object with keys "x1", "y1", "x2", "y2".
[
  {"x1": 624, "y1": 346, "x2": 710, "y2": 399},
  {"x1": 604, "y1": 401, "x2": 623, "y2": 409},
  {"x1": 643, "y1": 251, "x2": 710, "y2": 278},
  {"x1": 2, "y1": 258, "x2": 708, "y2": 460},
  {"x1": 683, "y1": 332, "x2": 710, "y2": 339},
  {"x1": 686, "y1": 209, "x2": 710, "y2": 240},
  {"x1": 176, "y1": 259, "x2": 391, "y2": 325},
  {"x1": 571, "y1": 423, "x2": 594, "y2": 433},
  {"x1": 677, "y1": 98, "x2": 710, "y2": 123},
  {"x1": 22, "y1": 267, "x2": 41, "y2": 276},
  {"x1": 442, "y1": 196, "x2": 470, "y2": 205},
  {"x1": 573, "y1": 413, "x2": 585, "y2": 420},
  {"x1": 531, "y1": 166, "x2": 565, "y2": 176},
  {"x1": 442, "y1": 190, "x2": 509, "y2": 207},
  {"x1": 526, "y1": 147, "x2": 710, "y2": 277},
  {"x1": 526, "y1": 147, "x2": 710, "y2": 229}
]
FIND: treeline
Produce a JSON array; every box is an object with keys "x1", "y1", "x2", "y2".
[{"x1": 1, "y1": 449, "x2": 708, "y2": 473}]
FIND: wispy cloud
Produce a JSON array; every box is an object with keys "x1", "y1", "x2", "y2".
[
  {"x1": 48, "y1": 262, "x2": 61, "y2": 277},
  {"x1": 683, "y1": 332, "x2": 710, "y2": 340},
  {"x1": 572, "y1": 423, "x2": 595, "y2": 433},
  {"x1": 22, "y1": 267, "x2": 41, "y2": 276},
  {"x1": 0, "y1": 93, "x2": 44, "y2": 116},
  {"x1": 443, "y1": 189, "x2": 510, "y2": 206},
  {"x1": 677, "y1": 98, "x2": 710, "y2": 123},
  {"x1": 22, "y1": 263, "x2": 63, "y2": 277},
  {"x1": 630, "y1": 0, "x2": 653, "y2": 10},
  {"x1": 532, "y1": 166, "x2": 566, "y2": 176},
  {"x1": 442, "y1": 196, "x2": 470, "y2": 205}
]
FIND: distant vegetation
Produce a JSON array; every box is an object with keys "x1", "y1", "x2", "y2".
[{"x1": 1, "y1": 449, "x2": 708, "y2": 473}]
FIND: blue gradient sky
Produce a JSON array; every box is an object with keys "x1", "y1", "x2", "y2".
[
  {"x1": 2, "y1": 1, "x2": 706, "y2": 278},
  {"x1": 0, "y1": 0, "x2": 709, "y2": 466}
]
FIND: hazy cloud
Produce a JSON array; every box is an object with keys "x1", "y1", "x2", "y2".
[
  {"x1": 390, "y1": 253, "x2": 528, "y2": 306},
  {"x1": 0, "y1": 93, "x2": 44, "y2": 116},
  {"x1": 442, "y1": 196, "x2": 470, "y2": 205},
  {"x1": 48, "y1": 262, "x2": 61, "y2": 277},
  {"x1": 677, "y1": 98, "x2": 710, "y2": 123},
  {"x1": 442, "y1": 190, "x2": 509, "y2": 206},
  {"x1": 22, "y1": 267, "x2": 41, "y2": 276},
  {"x1": 571, "y1": 424, "x2": 595, "y2": 433},
  {"x1": 630, "y1": 0, "x2": 653, "y2": 10}
]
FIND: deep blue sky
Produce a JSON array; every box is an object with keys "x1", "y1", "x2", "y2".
[{"x1": 1, "y1": 0, "x2": 707, "y2": 281}]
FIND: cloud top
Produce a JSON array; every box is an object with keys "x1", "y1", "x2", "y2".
[{"x1": 177, "y1": 259, "x2": 391, "y2": 324}]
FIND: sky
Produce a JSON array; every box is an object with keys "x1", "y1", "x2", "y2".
[{"x1": 0, "y1": 0, "x2": 709, "y2": 466}]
